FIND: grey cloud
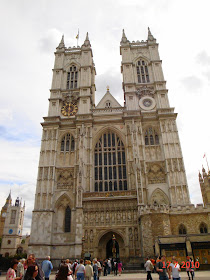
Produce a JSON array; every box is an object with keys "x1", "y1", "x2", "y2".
[
  {"x1": 196, "y1": 51, "x2": 210, "y2": 66},
  {"x1": 180, "y1": 76, "x2": 202, "y2": 92},
  {"x1": 38, "y1": 29, "x2": 62, "y2": 53}
]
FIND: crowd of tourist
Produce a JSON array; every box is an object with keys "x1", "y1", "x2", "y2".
[
  {"x1": 144, "y1": 255, "x2": 195, "y2": 280},
  {"x1": 5, "y1": 255, "x2": 123, "y2": 280}
]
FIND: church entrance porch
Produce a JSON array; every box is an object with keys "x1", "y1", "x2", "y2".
[{"x1": 97, "y1": 231, "x2": 125, "y2": 260}]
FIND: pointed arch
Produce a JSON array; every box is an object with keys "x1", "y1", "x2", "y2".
[
  {"x1": 178, "y1": 224, "x2": 187, "y2": 235},
  {"x1": 150, "y1": 188, "x2": 169, "y2": 205},
  {"x1": 199, "y1": 222, "x2": 208, "y2": 234},
  {"x1": 60, "y1": 133, "x2": 75, "y2": 152}
]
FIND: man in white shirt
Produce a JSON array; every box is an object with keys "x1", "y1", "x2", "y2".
[
  {"x1": 169, "y1": 256, "x2": 181, "y2": 280},
  {"x1": 144, "y1": 257, "x2": 153, "y2": 280}
]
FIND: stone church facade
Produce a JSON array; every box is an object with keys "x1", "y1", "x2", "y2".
[{"x1": 29, "y1": 29, "x2": 210, "y2": 266}]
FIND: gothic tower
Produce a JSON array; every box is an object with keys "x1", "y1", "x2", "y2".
[
  {"x1": 0, "y1": 197, "x2": 25, "y2": 257},
  {"x1": 0, "y1": 192, "x2": 12, "y2": 238},
  {"x1": 29, "y1": 33, "x2": 96, "y2": 259},
  {"x1": 120, "y1": 28, "x2": 190, "y2": 206},
  {"x1": 199, "y1": 168, "x2": 210, "y2": 206}
]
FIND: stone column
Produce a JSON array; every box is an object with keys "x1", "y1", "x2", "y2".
[
  {"x1": 186, "y1": 237, "x2": 193, "y2": 257},
  {"x1": 155, "y1": 239, "x2": 160, "y2": 256}
]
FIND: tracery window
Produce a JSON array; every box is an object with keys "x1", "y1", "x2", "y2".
[
  {"x1": 64, "y1": 206, "x2": 71, "y2": 232},
  {"x1": 145, "y1": 128, "x2": 159, "y2": 146},
  {"x1": 200, "y1": 223, "x2": 208, "y2": 234},
  {"x1": 67, "y1": 65, "x2": 78, "y2": 89},
  {"x1": 94, "y1": 132, "x2": 127, "y2": 192},
  {"x1": 179, "y1": 224, "x2": 187, "y2": 235},
  {"x1": 61, "y1": 134, "x2": 75, "y2": 152},
  {"x1": 136, "y1": 60, "x2": 150, "y2": 83}
]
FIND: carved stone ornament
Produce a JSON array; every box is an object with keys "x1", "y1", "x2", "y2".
[
  {"x1": 57, "y1": 168, "x2": 74, "y2": 189},
  {"x1": 136, "y1": 86, "x2": 154, "y2": 99},
  {"x1": 147, "y1": 162, "x2": 166, "y2": 184},
  {"x1": 62, "y1": 92, "x2": 79, "y2": 104}
]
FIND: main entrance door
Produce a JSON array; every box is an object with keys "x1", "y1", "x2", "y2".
[
  {"x1": 98, "y1": 231, "x2": 125, "y2": 260},
  {"x1": 106, "y1": 238, "x2": 119, "y2": 259}
]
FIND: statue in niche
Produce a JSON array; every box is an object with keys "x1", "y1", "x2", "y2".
[
  {"x1": 85, "y1": 230, "x2": 88, "y2": 241},
  {"x1": 95, "y1": 212, "x2": 99, "y2": 223},
  {"x1": 84, "y1": 213, "x2": 88, "y2": 225},
  {"x1": 106, "y1": 211, "x2": 110, "y2": 223},
  {"x1": 90, "y1": 230, "x2": 93, "y2": 243},
  {"x1": 117, "y1": 211, "x2": 121, "y2": 223},
  {"x1": 127, "y1": 210, "x2": 132, "y2": 222},
  {"x1": 101, "y1": 212, "x2": 104, "y2": 223},
  {"x1": 123, "y1": 211, "x2": 126, "y2": 222},
  {"x1": 112, "y1": 212, "x2": 115, "y2": 224},
  {"x1": 129, "y1": 228, "x2": 133, "y2": 248}
]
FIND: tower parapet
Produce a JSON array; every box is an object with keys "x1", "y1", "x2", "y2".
[{"x1": 199, "y1": 167, "x2": 210, "y2": 206}]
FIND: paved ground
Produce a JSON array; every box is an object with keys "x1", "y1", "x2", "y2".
[{"x1": 1, "y1": 271, "x2": 209, "y2": 279}]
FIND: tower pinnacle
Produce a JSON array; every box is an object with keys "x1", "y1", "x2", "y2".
[
  {"x1": 120, "y1": 29, "x2": 129, "y2": 45},
  {"x1": 82, "y1": 32, "x2": 91, "y2": 47},
  {"x1": 147, "y1": 27, "x2": 156, "y2": 42},
  {"x1": 57, "y1": 34, "x2": 65, "y2": 49}
]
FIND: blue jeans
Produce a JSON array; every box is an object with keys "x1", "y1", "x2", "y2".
[
  {"x1": 173, "y1": 278, "x2": 181, "y2": 280},
  {"x1": 77, "y1": 273, "x2": 84, "y2": 280},
  {"x1": 94, "y1": 274, "x2": 98, "y2": 280},
  {"x1": 159, "y1": 276, "x2": 169, "y2": 280}
]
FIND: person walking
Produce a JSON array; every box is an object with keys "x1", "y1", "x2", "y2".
[
  {"x1": 168, "y1": 256, "x2": 181, "y2": 280},
  {"x1": 17, "y1": 259, "x2": 25, "y2": 278},
  {"x1": 23, "y1": 265, "x2": 39, "y2": 280},
  {"x1": 107, "y1": 259, "x2": 111, "y2": 275},
  {"x1": 75, "y1": 259, "x2": 85, "y2": 280},
  {"x1": 156, "y1": 255, "x2": 169, "y2": 280},
  {"x1": 41, "y1": 256, "x2": 53, "y2": 280},
  {"x1": 6, "y1": 259, "x2": 22, "y2": 280},
  {"x1": 186, "y1": 257, "x2": 194, "y2": 280},
  {"x1": 93, "y1": 259, "x2": 98, "y2": 280},
  {"x1": 144, "y1": 257, "x2": 153, "y2": 280},
  {"x1": 117, "y1": 261, "x2": 123, "y2": 276},
  {"x1": 85, "y1": 260, "x2": 93, "y2": 280}
]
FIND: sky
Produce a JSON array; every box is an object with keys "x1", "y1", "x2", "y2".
[{"x1": 0, "y1": 0, "x2": 210, "y2": 234}]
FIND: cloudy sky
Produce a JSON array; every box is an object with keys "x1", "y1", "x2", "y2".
[{"x1": 0, "y1": 0, "x2": 210, "y2": 234}]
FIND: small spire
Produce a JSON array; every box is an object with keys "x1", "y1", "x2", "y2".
[
  {"x1": 83, "y1": 32, "x2": 91, "y2": 47},
  {"x1": 57, "y1": 34, "x2": 65, "y2": 49},
  {"x1": 147, "y1": 27, "x2": 156, "y2": 42},
  {"x1": 121, "y1": 29, "x2": 129, "y2": 45}
]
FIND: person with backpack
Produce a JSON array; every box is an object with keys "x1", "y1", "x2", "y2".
[{"x1": 144, "y1": 257, "x2": 153, "y2": 280}]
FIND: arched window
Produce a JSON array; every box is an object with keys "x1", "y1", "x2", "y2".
[
  {"x1": 136, "y1": 59, "x2": 150, "y2": 83},
  {"x1": 179, "y1": 224, "x2": 187, "y2": 235},
  {"x1": 64, "y1": 206, "x2": 71, "y2": 232},
  {"x1": 145, "y1": 128, "x2": 159, "y2": 146},
  {"x1": 200, "y1": 223, "x2": 208, "y2": 234},
  {"x1": 105, "y1": 101, "x2": 111, "y2": 108},
  {"x1": 61, "y1": 134, "x2": 75, "y2": 152},
  {"x1": 94, "y1": 132, "x2": 127, "y2": 192},
  {"x1": 67, "y1": 65, "x2": 78, "y2": 89}
]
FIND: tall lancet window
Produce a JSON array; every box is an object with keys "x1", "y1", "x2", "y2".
[
  {"x1": 61, "y1": 134, "x2": 75, "y2": 152},
  {"x1": 64, "y1": 206, "x2": 71, "y2": 232},
  {"x1": 67, "y1": 65, "x2": 78, "y2": 89},
  {"x1": 145, "y1": 128, "x2": 159, "y2": 146},
  {"x1": 94, "y1": 132, "x2": 127, "y2": 192},
  {"x1": 136, "y1": 60, "x2": 150, "y2": 83}
]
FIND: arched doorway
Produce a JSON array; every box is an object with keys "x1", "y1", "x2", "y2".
[
  {"x1": 98, "y1": 231, "x2": 125, "y2": 260},
  {"x1": 106, "y1": 238, "x2": 119, "y2": 259}
]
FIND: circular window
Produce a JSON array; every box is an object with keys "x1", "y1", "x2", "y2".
[{"x1": 139, "y1": 96, "x2": 156, "y2": 110}]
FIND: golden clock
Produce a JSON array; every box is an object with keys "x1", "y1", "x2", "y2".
[{"x1": 61, "y1": 102, "x2": 78, "y2": 116}]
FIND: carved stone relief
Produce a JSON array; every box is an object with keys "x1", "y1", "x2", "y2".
[{"x1": 147, "y1": 162, "x2": 166, "y2": 184}]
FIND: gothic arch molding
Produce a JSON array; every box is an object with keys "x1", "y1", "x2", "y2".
[
  {"x1": 97, "y1": 229, "x2": 126, "y2": 246},
  {"x1": 93, "y1": 126, "x2": 126, "y2": 148},
  {"x1": 58, "y1": 131, "x2": 76, "y2": 144},
  {"x1": 132, "y1": 55, "x2": 150, "y2": 65},
  {"x1": 150, "y1": 188, "x2": 169, "y2": 205},
  {"x1": 63, "y1": 60, "x2": 81, "y2": 72},
  {"x1": 54, "y1": 193, "x2": 72, "y2": 209}
]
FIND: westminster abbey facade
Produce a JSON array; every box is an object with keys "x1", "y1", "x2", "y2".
[{"x1": 29, "y1": 29, "x2": 210, "y2": 267}]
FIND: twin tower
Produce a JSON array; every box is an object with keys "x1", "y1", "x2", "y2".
[{"x1": 28, "y1": 29, "x2": 210, "y2": 266}]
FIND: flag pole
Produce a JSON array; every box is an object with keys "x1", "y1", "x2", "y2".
[
  {"x1": 206, "y1": 155, "x2": 209, "y2": 172},
  {"x1": 77, "y1": 29, "x2": 79, "y2": 47}
]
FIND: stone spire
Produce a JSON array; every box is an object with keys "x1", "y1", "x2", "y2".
[
  {"x1": 82, "y1": 32, "x2": 91, "y2": 47},
  {"x1": 3, "y1": 191, "x2": 12, "y2": 209},
  {"x1": 147, "y1": 27, "x2": 156, "y2": 42},
  {"x1": 120, "y1": 29, "x2": 129, "y2": 45},
  {"x1": 57, "y1": 34, "x2": 65, "y2": 49}
]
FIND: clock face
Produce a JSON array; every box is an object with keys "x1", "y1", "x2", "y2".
[
  {"x1": 143, "y1": 99, "x2": 152, "y2": 107},
  {"x1": 9, "y1": 229, "x2": 13, "y2": 234},
  {"x1": 2, "y1": 212, "x2": 6, "y2": 217},
  {"x1": 61, "y1": 102, "x2": 78, "y2": 116}
]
